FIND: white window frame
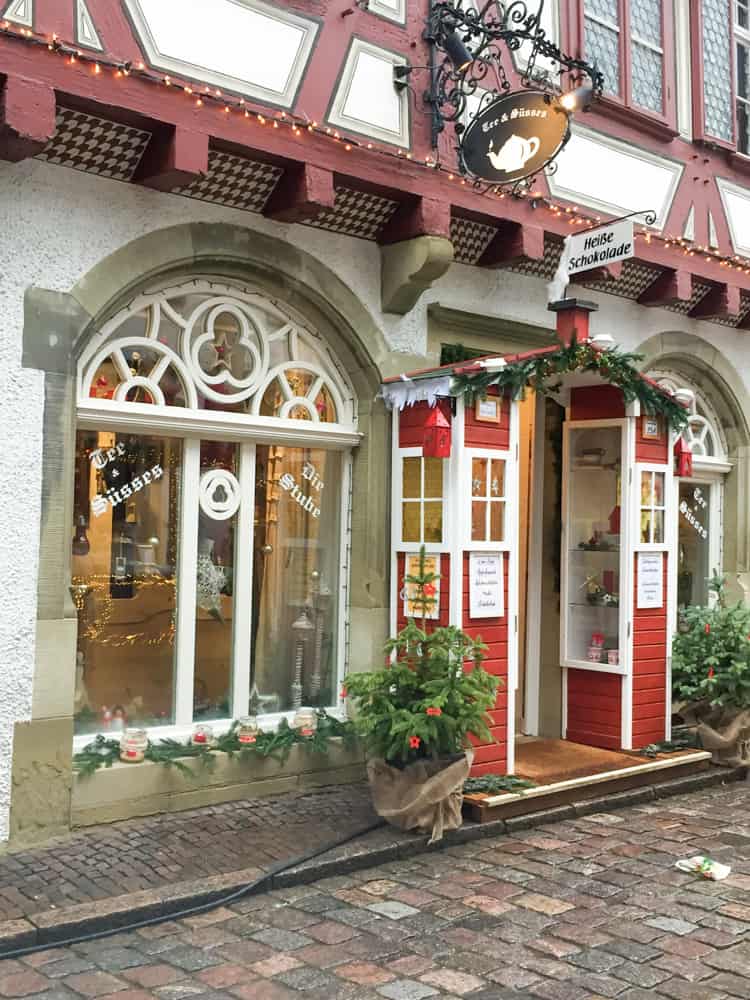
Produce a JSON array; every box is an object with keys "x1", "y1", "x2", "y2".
[
  {"x1": 463, "y1": 448, "x2": 513, "y2": 551},
  {"x1": 674, "y1": 471, "x2": 724, "y2": 612},
  {"x1": 636, "y1": 465, "x2": 669, "y2": 550},
  {"x1": 736, "y1": 2, "x2": 750, "y2": 154},
  {"x1": 73, "y1": 282, "x2": 357, "y2": 750},
  {"x1": 560, "y1": 418, "x2": 633, "y2": 677},
  {"x1": 393, "y1": 447, "x2": 448, "y2": 553}
]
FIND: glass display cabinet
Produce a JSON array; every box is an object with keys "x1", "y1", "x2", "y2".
[{"x1": 562, "y1": 422, "x2": 629, "y2": 673}]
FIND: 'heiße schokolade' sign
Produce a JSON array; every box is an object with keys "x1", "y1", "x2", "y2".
[{"x1": 567, "y1": 219, "x2": 635, "y2": 276}]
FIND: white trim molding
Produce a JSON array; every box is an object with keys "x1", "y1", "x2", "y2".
[
  {"x1": 76, "y1": 0, "x2": 102, "y2": 50},
  {"x1": 548, "y1": 124, "x2": 684, "y2": 229},
  {"x1": 716, "y1": 177, "x2": 750, "y2": 257},
  {"x1": 327, "y1": 38, "x2": 411, "y2": 149},
  {"x1": 123, "y1": 0, "x2": 319, "y2": 109},
  {"x1": 1, "y1": 0, "x2": 32, "y2": 26},
  {"x1": 367, "y1": 0, "x2": 406, "y2": 26}
]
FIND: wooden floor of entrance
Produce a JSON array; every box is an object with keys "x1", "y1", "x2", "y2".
[
  {"x1": 515, "y1": 736, "x2": 654, "y2": 785},
  {"x1": 464, "y1": 737, "x2": 712, "y2": 823}
]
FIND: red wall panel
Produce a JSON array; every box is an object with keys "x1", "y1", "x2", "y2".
[
  {"x1": 566, "y1": 668, "x2": 623, "y2": 750},
  {"x1": 570, "y1": 386, "x2": 626, "y2": 421},
  {"x1": 635, "y1": 416, "x2": 670, "y2": 464},
  {"x1": 464, "y1": 390, "x2": 510, "y2": 450},
  {"x1": 631, "y1": 553, "x2": 668, "y2": 746},
  {"x1": 462, "y1": 552, "x2": 509, "y2": 775}
]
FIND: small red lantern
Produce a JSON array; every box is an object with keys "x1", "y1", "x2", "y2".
[
  {"x1": 423, "y1": 404, "x2": 452, "y2": 458},
  {"x1": 674, "y1": 436, "x2": 693, "y2": 478}
]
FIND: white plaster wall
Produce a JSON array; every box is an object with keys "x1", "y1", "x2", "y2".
[{"x1": 0, "y1": 157, "x2": 748, "y2": 841}]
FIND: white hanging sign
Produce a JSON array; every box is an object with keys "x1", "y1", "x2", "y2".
[
  {"x1": 637, "y1": 551, "x2": 664, "y2": 609},
  {"x1": 567, "y1": 219, "x2": 635, "y2": 276},
  {"x1": 469, "y1": 552, "x2": 505, "y2": 619}
]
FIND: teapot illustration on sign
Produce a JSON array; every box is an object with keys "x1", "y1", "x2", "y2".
[{"x1": 487, "y1": 134, "x2": 540, "y2": 173}]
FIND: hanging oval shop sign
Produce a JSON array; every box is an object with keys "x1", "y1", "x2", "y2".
[{"x1": 460, "y1": 90, "x2": 569, "y2": 185}]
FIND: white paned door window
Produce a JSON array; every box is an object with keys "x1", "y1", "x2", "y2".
[{"x1": 71, "y1": 281, "x2": 356, "y2": 746}]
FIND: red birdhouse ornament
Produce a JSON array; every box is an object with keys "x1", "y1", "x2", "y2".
[
  {"x1": 674, "y1": 436, "x2": 693, "y2": 478},
  {"x1": 423, "y1": 404, "x2": 452, "y2": 458}
]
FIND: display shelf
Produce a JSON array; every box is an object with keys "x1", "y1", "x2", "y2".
[{"x1": 563, "y1": 422, "x2": 626, "y2": 669}]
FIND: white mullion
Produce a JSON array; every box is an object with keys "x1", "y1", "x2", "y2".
[
  {"x1": 336, "y1": 451, "x2": 353, "y2": 709},
  {"x1": 584, "y1": 10, "x2": 621, "y2": 32},
  {"x1": 485, "y1": 458, "x2": 491, "y2": 541},
  {"x1": 449, "y1": 397, "x2": 465, "y2": 631},
  {"x1": 231, "y1": 442, "x2": 255, "y2": 719},
  {"x1": 174, "y1": 438, "x2": 200, "y2": 726}
]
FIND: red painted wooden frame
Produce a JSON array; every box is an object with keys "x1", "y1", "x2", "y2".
[{"x1": 568, "y1": 0, "x2": 678, "y2": 136}]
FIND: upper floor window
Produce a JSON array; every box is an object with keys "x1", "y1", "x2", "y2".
[
  {"x1": 582, "y1": 0, "x2": 675, "y2": 125},
  {"x1": 737, "y1": 0, "x2": 750, "y2": 153}
]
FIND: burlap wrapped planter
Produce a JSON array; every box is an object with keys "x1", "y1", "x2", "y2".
[
  {"x1": 366, "y1": 750, "x2": 473, "y2": 843},
  {"x1": 675, "y1": 701, "x2": 750, "y2": 767}
]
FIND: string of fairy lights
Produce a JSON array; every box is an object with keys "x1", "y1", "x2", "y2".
[{"x1": 3, "y1": 18, "x2": 750, "y2": 279}]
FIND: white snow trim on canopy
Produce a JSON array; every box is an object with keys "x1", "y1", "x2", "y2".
[{"x1": 381, "y1": 374, "x2": 453, "y2": 411}]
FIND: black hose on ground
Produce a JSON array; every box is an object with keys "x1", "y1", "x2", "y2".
[{"x1": 0, "y1": 817, "x2": 386, "y2": 960}]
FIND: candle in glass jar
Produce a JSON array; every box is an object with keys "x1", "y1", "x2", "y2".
[
  {"x1": 293, "y1": 708, "x2": 317, "y2": 737},
  {"x1": 237, "y1": 717, "x2": 259, "y2": 744},
  {"x1": 192, "y1": 724, "x2": 213, "y2": 745},
  {"x1": 120, "y1": 728, "x2": 147, "y2": 763}
]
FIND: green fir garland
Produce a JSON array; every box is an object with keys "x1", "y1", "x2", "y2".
[
  {"x1": 452, "y1": 337, "x2": 689, "y2": 431},
  {"x1": 73, "y1": 711, "x2": 358, "y2": 778},
  {"x1": 463, "y1": 774, "x2": 536, "y2": 794}
]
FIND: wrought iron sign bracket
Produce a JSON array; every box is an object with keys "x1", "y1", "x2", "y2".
[{"x1": 415, "y1": 0, "x2": 605, "y2": 191}]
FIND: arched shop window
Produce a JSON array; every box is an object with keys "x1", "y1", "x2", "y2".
[
  {"x1": 652, "y1": 371, "x2": 730, "y2": 612},
  {"x1": 71, "y1": 280, "x2": 357, "y2": 740}
]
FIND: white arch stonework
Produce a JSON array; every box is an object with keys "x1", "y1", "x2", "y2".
[{"x1": 77, "y1": 280, "x2": 356, "y2": 432}]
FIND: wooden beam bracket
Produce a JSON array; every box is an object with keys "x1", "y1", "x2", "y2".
[
  {"x1": 133, "y1": 125, "x2": 209, "y2": 191},
  {"x1": 262, "y1": 163, "x2": 335, "y2": 223},
  {"x1": 572, "y1": 261, "x2": 624, "y2": 285},
  {"x1": 378, "y1": 195, "x2": 451, "y2": 245},
  {"x1": 477, "y1": 220, "x2": 544, "y2": 268},
  {"x1": 0, "y1": 74, "x2": 56, "y2": 162},
  {"x1": 689, "y1": 283, "x2": 741, "y2": 320},
  {"x1": 638, "y1": 267, "x2": 693, "y2": 308}
]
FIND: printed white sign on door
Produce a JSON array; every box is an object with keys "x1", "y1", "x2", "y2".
[
  {"x1": 637, "y1": 551, "x2": 664, "y2": 609},
  {"x1": 469, "y1": 552, "x2": 504, "y2": 619}
]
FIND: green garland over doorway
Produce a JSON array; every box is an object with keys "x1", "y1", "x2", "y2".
[{"x1": 451, "y1": 337, "x2": 689, "y2": 431}]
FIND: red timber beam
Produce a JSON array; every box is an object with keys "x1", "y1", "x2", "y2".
[
  {"x1": 263, "y1": 163, "x2": 335, "y2": 223},
  {"x1": 477, "y1": 219, "x2": 545, "y2": 268},
  {"x1": 689, "y1": 283, "x2": 741, "y2": 321},
  {"x1": 638, "y1": 267, "x2": 693, "y2": 307},
  {"x1": 0, "y1": 74, "x2": 55, "y2": 161},
  {"x1": 1, "y1": 36, "x2": 750, "y2": 304},
  {"x1": 377, "y1": 195, "x2": 451, "y2": 244},
  {"x1": 132, "y1": 125, "x2": 209, "y2": 191}
]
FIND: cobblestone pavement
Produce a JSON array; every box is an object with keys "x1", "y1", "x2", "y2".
[
  {"x1": 0, "y1": 784, "x2": 376, "y2": 921},
  {"x1": 3, "y1": 781, "x2": 750, "y2": 999}
]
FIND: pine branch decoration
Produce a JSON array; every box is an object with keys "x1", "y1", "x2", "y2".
[{"x1": 452, "y1": 336, "x2": 688, "y2": 431}]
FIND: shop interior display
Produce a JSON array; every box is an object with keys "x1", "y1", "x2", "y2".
[
  {"x1": 565, "y1": 426, "x2": 623, "y2": 666},
  {"x1": 72, "y1": 426, "x2": 341, "y2": 735}
]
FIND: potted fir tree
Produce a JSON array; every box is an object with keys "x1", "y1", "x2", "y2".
[
  {"x1": 672, "y1": 574, "x2": 750, "y2": 765},
  {"x1": 344, "y1": 548, "x2": 500, "y2": 842}
]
